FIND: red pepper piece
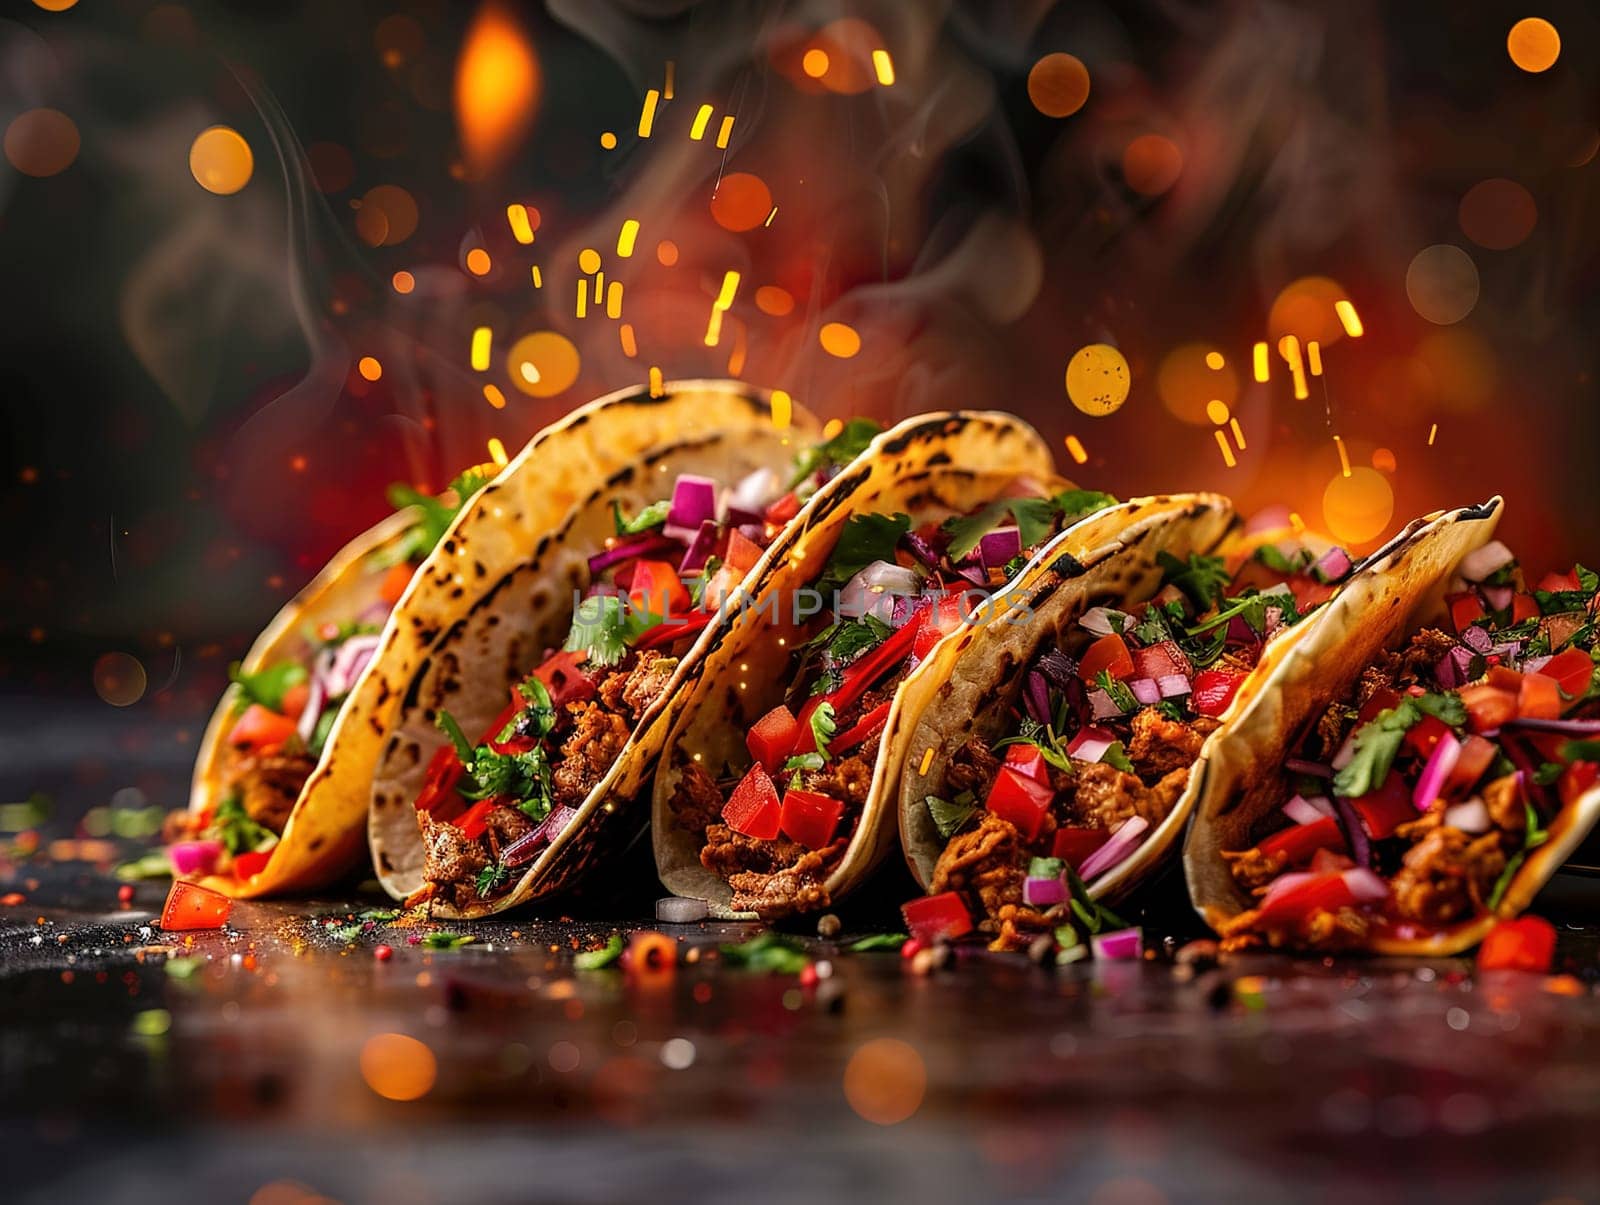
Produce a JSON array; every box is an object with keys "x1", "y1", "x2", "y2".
[
  {"x1": 723, "y1": 765, "x2": 781, "y2": 840},
  {"x1": 901, "y1": 891, "x2": 973, "y2": 943},
  {"x1": 1191, "y1": 668, "x2": 1246, "y2": 717},
  {"x1": 824, "y1": 619, "x2": 921, "y2": 715},
  {"x1": 629, "y1": 560, "x2": 691, "y2": 619},
  {"x1": 779, "y1": 789, "x2": 845, "y2": 849},
  {"x1": 379, "y1": 561, "x2": 415, "y2": 606},
  {"x1": 1079, "y1": 634, "x2": 1135, "y2": 683},
  {"x1": 1459, "y1": 684, "x2": 1518, "y2": 733},
  {"x1": 1002, "y1": 742, "x2": 1049, "y2": 783},
  {"x1": 983, "y1": 767, "x2": 1053, "y2": 842},
  {"x1": 452, "y1": 800, "x2": 499, "y2": 840},
  {"x1": 1257, "y1": 815, "x2": 1346, "y2": 865},
  {"x1": 1477, "y1": 916, "x2": 1557, "y2": 973},
  {"x1": 227, "y1": 704, "x2": 298, "y2": 752},
  {"x1": 1051, "y1": 826, "x2": 1108, "y2": 870},
  {"x1": 232, "y1": 849, "x2": 273, "y2": 880},
  {"x1": 1538, "y1": 647, "x2": 1595, "y2": 701},
  {"x1": 747, "y1": 704, "x2": 803, "y2": 772},
  {"x1": 416, "y1": 745, "x2": 465, "y2": 816},
  {"x1": 1254, "y1": 871, "x2": 1358, "y2": 928},
  {"x1": 160, "y1": 880, "x2": 233, "y2": 931},
  {"x1": 634, "y1": 609, "x2": 715, "y2": 652},
  {"x1": 1352, "y1": 771, "x2": 1415, "y2": 840},
  {"x1": 832, "y1": 701, "x2": 893, "y2": 755},
  {"x1": 1447, "y1": 592, "x2": 1486, "y2": 634}
]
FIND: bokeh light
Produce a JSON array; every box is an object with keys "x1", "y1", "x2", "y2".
[
  {"x1": 843, "y1": 1039, "x2": 926, "y2": 1125},
  {"x1": 355, "y1": 184, "x2": 419, "y2": 247},
  {"x1": 357, "y1": 356, "x2": 382, "y2": 381},
  {"x1": 1066, "y1": 343, "x2": 1131, "y2": 416},
  {"x1": 359, "y1": 1033, "x2": 436, "y2": 1101},
  {"x1": 391, "y1": 271, "x2": 415, "y2": 295},
  {"x1": 93, "y1": 653, "x2": 147, "y2": 707},
  {"x1": 1157, "y1": 342, "x2": 1236, "y2": 426},
  {"x1": 506, "y1": 331, "x2": 581, "y2": 397},
  {"x1": 1027, "y1": 53, "x2": 1091, "y2": 118},
  {"x1": 188, "y1": 126, "x2": 254, "y2": 195},
  {"x1": 4, "y1": 109, "x2": 80, "y2": 178},
  {"x1": 656, "y1": 240, "x2": 679, "y2": 266},
  {"x1": 1123, "y1": 135, "x2": 1182, "y2": 196},
  {"x1": 802, "y1": 48, "x2": 830, "y2": 78},
  {"x1": 374, "y1": 14, "x2": 424, "y2": 68},
  {"x1": 1507, "y1": 18, "x2": 1560, "y2": 73},
  {"x1": 710, "y1": 172, "x2": 772, "y2": 232},
  {"x1": 455, "y1": 2, "x2": 540, "y2": 174},
  {"x1": 1458, "y1": 178, "x2": 1537, "y2": 250},
  {"x1": 1268, "y1": 276, "x2": 1348, "y2": 346},
  {"x1": 33, "y1": 0, "x2": 81, "y2": 10},
  {"x1": 1405, "y1": 245, "x2": 1479, "y2": 325},
  {"x1": 465, "y1": 248, "x2": 492, "y2": 276},
  {"x1": 755, "y1": 286, "x2": 794, "y2": 316},
  {"x1": 1322, "y1": 466, "x2": 1395, "y2": 545},
  {"x1": 808, "y1": 19, "x2": 880, "y2": 94},
  {"x1": 819, "y1": 322, "x2": 861, "y2": 358},
  {"x1": 578, "y1": 247, "x2": 602, "y2": 274}
]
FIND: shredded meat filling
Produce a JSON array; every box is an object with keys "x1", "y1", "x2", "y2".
[
  {"x1": 930, "y1": 812, "x2": 1025, "y2": 933},
  {"x1": 552, "y1": 704, "x2": 631, "y2": 807},
  {"x1": 1389, "y1": 826, "x2": 1507, "y2": 927},
  {"x1": 226, "y1": 750, "x2": 317, "y2": 833},
  {"x1": 1126, "y1": 708, "x2": 1214, "y2": 782}
]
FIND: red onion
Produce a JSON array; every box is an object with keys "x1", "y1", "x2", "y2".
[
  {"x1": 297, "y1": 671, "x2": 328, "y2": 746},
  {"x1": 839, "y1": 561, "x2": 921, "y2": 620},
  {"x1": 1066, "y1": 725, "x2": 1118, "y2": 762},
  {"x1": 1088, "y1": 689, "x2": 1124, "y2": 721},
  {"x1": 678, "y1": 520, "x2": 719, "y2": 575},
  {"x1": 726, "y1": 466, "x2": 777, "y2": 515},
  {"x1": 978, "y1": 526, "x2": 1021, "y2": 570},
  {"x1": 1261, "y1": 871, "x2": 1316, "y2": 907},
  {"x1": 1460, "y1": 540, "x2": 1515, "y2": 584},
  {"x1": 539, "y1": 804, "x2": 579, "y2": 843},
  {"x1": 1157, "y1": 673, "x2": 1191, "y2": 699},
  {"x1": 1444, "y1": 798, "x2": 1490, "y2": 833},
  {"x1": 1128, "y1": 677, "x2": 1160, "y2": 706},
  {"x1": 1023, "y1": 874, "x2": 1068, "y2": 908},
  {"x1": 664, "y1": 474, "x2": 717, "y2": 542},
  {"x1": 1332, "y1": 733, "x2": 1357, "y2": 770},
  {"x1": 1522, "y1": 654, "x2": 1553, "y2": 675},
  {"x1": 1080, "y1": 607, "x2": 1130, "y2": 637},
  {"x1": 1078, "y1": 815, "x2": 1149, "y2": 880},
  {"x1": 325, "y1": 634, "x2": 381, "y2": 698},
  {"x1": 1435, "y1": 645, "x2": 1477, "y2": 690},
  {"x1": 1283, "y1": 794, "x2": 1334, "y2": 825},
  {"x1": 898, "y1": 529, "x2": 944, "y2": 571},
  {"x1": 1331, "y1": 793, "x2": 1372, "y2": 869},
  {"x1": 1509, "y1": 716, "x2": 1600, "y2": 734},
  {"x1": 499, "y1": 829, "x2": 545, "y2": 867},
  {"x1": 1482, "y1": 585, "x2": 1513, "y2": 612},
  {"x1": 951, "y1": 560, "x2": 988, "y2": 586},
  {"x1": 1023, "y1": 671, "x2": 1052, "y2": 726},
  {"x1": 1090, "y1": 926, "x2": 1143, "y2": 961},
  {"x1": 1413, "y1": 732, "x2": 1460, "y2": 811},
  {"x1": 1460, "y1": 625, "x2": 1493, "y2": 655},
  {"x1": 1342, "y1": 867, "x2": 1390, "y2": 903},
  {"x1": 588, "y1": 534, "x2": 678, "y2": 576},
  {"x1": 1312, "y1": 546, "x2": 1354, "y2": 584},
  {"x1": 1286, "y1": 758, "x2": 1332, "y2": 778},
  {"x1": 169, "y1": 839, "x2": 222, "y2": 876}
]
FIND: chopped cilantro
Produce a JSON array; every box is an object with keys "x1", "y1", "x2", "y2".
[
  {"x1": 1102, "y1": 741, "x2": 1136, "y2": 774},
  {"x1": 1157, "y1": 551, "x2": 1232, "y2": 612},
  {"x1": 574, "y1": 932, "x2": 625, "y2": 969},
  {"x1": 789, "y1": 418, "x2": 883, "y2": 489},
  {"x1": 1562, "y1": 739, "x2": 1600, "y2": 762},
  {"x1": 1332, "y1": 694, "x2": 1464, "y2": 799},
  {"x1": 210, "y1": 793, "x2": 278, "y2": 856},
  {"x1": 848, "y1": 933, "x2": 908, "y2": 951},
  {"x1": 926, "y1": 792, "x2": 978, "y2": 839},
  {"x1": 612, "y1": 498, "x2": 672, "y2": 535},
  {"x1": 1095, "y1": 670, "x2": 1139, "y2": 715},
  {"x1": 435, "y1": 710, "x2": 554, "y2": 812},
  {"x1": 358, "y1": 907, "x2": 401, "y2": 922},
  {"x1": 475, "y1": 861, "x2": 511, "y2": 897},
  {"x1": 115, "y1": 852, "x2": 173, "y2": 881},
  {"x1": 1065, "y1": 864, "x2": 1125, "y2": 934},
  {"x1": 1028, "y1": 856, "x2": 1065, "y2": 880},
  {"x1": 379, "y1": 468, "x2": 492, "y2": 566},
  {"x1": 228, "y1": 661, "x2": 307, "y2": 714},
  {"x1": 804, "y1": 615, "x2": 892, "y2": 668},
  {"x1": 818, "y1": 513, "x2": 912, "y2": 596},
  {"x1": 719, "y1": 932, "x2": 810, "y2": 973},
  {"x1": 307, "y1": 707, "x2": 338, "y2": 758},
  {"x1": 809, "y1": 702, "x2": 838, "y2": 758},
  {"x1": 943, "y1": 489, "x2": 1119, "y2": 563},
  {"x1": 1053, "y1": 489, "x2": 1119, "y2": 525},
  {"x1": 783, "y1": 752, "x2": 825, "y2": 777},
  {"x1": 421, "y1": 932, "x2": 475, "y2": 950},
  {"x1": 1535, "y1": 762, "x2": 1565, "y2": 786},
  {"x1": 1487, "y1": 803, "x2": 1550, "y2": 910},
  {"x1": 564, "y1": 594, "x2": 656, "y2": 667},
  {"x1": 996, "y1": 717, "x2": 1074, "y2": 774}
]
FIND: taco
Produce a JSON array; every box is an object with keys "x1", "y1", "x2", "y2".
[
  {"x1": 174, "y1": 468, "x2": 493, "y2": 896},
  {"x1": 1186, "y1": 498, "x2": 1600, "y2": 954},
  {"x1": 895, "y1": 496, "x2": 1367, "y2": 952},
  {"x1": 367, "y1": 382, "x2": 855, "y2": 917},
  {"x1": 653, "y1": 410, "x2": 1120, "y2": 919}
]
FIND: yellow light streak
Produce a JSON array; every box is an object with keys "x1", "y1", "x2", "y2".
[
  {"x1": 1252, "y1": 341, "x2": 1270, "y2": 383},
  {"x1": 727, "y1": 325, "x2": 747, "y2": 377},
  {"x1": 487, "y1": 437, "x2": 508, "y2": 466},
  {"x1": 690, "y1": 104, "x2": 713, "y2": 141},
  {"x1": 873, "y1": 49, "x2": 896, "y2": 86},
  {"x1": 619, "y1": 323, "x2": 637, "y2": 358},
  {"x1": 1334, "y1": 434, "x2": 1351, "y2": 477},
  {"x1": 637, "y1": 89, "x2": 660, "y2": 138},
  {"x1": 483, "y1": 384, "x2": 506, "y2": 410},
  {"x1": 715, "y1": 269, "x2": 741, "y2": 310},
  {"x1": 1213, "y1": 429, "x2": 1237, "y2": 468},
  {"x1": 470, "y1": 327, "x2": 492, "y2": 372},
  {"x1": 1307, "y1": 340, "x2": 1323, "y2": 376},
  {"x1": 1229, "y1": 418, "x2": 1247, "y2": 451},
  {"x1": 715, "y1": 115, "x2": 735, "y2": 148},
  {"x1": 506, "y1": 204, "x2": 535, "y2": 244},
  {"x1": 530, "y1": 265, "x2": 542, "y2": 288},
  {"x1": 606, "y1": 280, "x2": 623, "y2": 320},
  {"x1": 1064, "y1": 434, "x2": 1088, "y2": 464},
  {"x1": 664, "y1": 60, "x2": 675, "y2": 100},
  {"x1": 1428, "y1": 422, "x2": 1438, "y2": 446},
  {"x1": 703, "y1": 306, "x2": 724, "y2": 347},
  {"x1": 771, "y1": 389, "x2": 793, "y2": 430},
  {"x1": 648, "y1": 366, "x2": 664, "y2": 396},
  {"x1": 616, "y1": 219, "x2": 640, "y2": 258},
  {"x1": 1335, "y1": 299, "x2": 1364, "y2": 337},
  {"x1": 576, "y1": 279, "x2": 587, "y2": 319}
]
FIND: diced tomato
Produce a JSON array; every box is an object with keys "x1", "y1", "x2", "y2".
[
  {"x1": 1191, "y1": 668, "x2": 1246, "y2": 718},
  {"x1": 1079, "y1": 634, "x2": 1135, "y2": 683},
  {"x1": 452, "y1": 800, "x2": 498, "y2": 840},
  {"x1": 901, "y1": 891, "x2": 973, "y2": 943},
  {"x1": 1404, "y1": 715, "x2": 1452, "y2": 758},
  {"x1": 379, "y1": 560, "x2": 415, "y2": 606},
  {"x1": 1258, "y1": 816, "x2": 1346, "y2": 866},
  {"x1": 1448, "y1": 735, "x2": 1497, "y2": 792},
  {"x1": 1561, "y1": 761, "x2": 1600, "y2": 808},
  {"x1": 1537, "y1": 569, "x2": 1581, "y2": 594},
  {"x1": 1285, "y1": 575, "x2": 1337, "y2": 612},
  {"x1": 1448, "y1": 592, "x2": 1486, "y2": 634},
  {"x1": 160, "y1": 880, "x2": 234, "y2": 931},
  {"x1": 723, "y1": 765, "x2": 781, "y2": 840},
  {"x1": 912, "y1": 593, "x2": 967, "y2": 661},
  {"x1": 532, "y1": 651, "x2": 597, "y2": 709},
  {"x1": 1511, "y1": 593, "x2": 1540, "y2": 624},
  {"x1": 1131, "y1": 640, "x2": 1191, "y2": 682},
  {"x1": 1358, "y1": 687, "x2": 1402, "y2": 724},
  {"x1": 833, "y1": 701, "x2": 892, "y2": 754},
  {"x1": 1486, "y1": 665, "x2": 1523, "y2": 693},
  {"x1": 1254, "y1": 871, "x2": 1359, "y2": 928},
  {"x1": 725, "y1": 529, "x2": 765, "y2": 574},
  {"x1": 227, "y1": 704, "x2": 299, "y2": 752},
  {"x1": 779, "y1": 789, "x2": 845, "y2": 849},
  {"x1": 983, "y1": 767, "x2": 1054, "y2": 842},
  {"x1": 232, "y1": 849, "x2": 273, "y2": 879},
  {"x1": 1310, "y1": 847, "x2": 1355, "y2": 874},
  {"x1": 747, "y1": 705, "x2": 802, "y2": 772},
  {"x1": 1459, "y1": 684, "x2": 1518, "y2": 733},
  {"x1": 1518, "y1": 673, "x2": 1563, "y2": 721},
  {"x1": 278, "y1": 681, "x2": 311, "y2": 723},
  {"x1": 629, "y1": 560, "x2": 691, "y2": 619},
  {"x1": 1537, "y1": 647, "x2": 1595, "y2": 701},
  {"x1": 1353, "y1": 771, "x2": 1416, "y2": 839},
  {"x1": 415, "y1": 745, "x2": 465, "y2": 816},
  {"x1": 1051, "y1": 826, "x2": 1108, "y2": 870},
  {"x1": 763, "y1": 492, "x2": 801, "y2": 525},
  {"x1": 634, "y1": 609, "x2": 715, "y2": 651},
  {"x1": 1476, "y1": 916, "x2": 1557, "y2": 973},
  {"x1": 1003, "y1": 743, "x2": 1049, "y2": 783}
]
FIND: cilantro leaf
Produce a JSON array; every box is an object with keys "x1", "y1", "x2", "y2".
[
  {"x1": 1027, "y1": 856, "x2": 1065, "y2": 880},
  {"x1": 1562, "y1": 739, "x2": 1600, "y2": 762},
  {"x1": 809, "y1": 701, "x2": 838, "y2": 758},
  {"x1": 229, "y1": 661, "x2": 307, "y2": 713},
  {"x1": 1158, "y1": 551, "x2": 1232, "y2": 612},
  {"x1": 720, "y1": 932, "x2": 810, "y2": 973},
  {"x1": 818, "y1": 513, "x2": 912, "y2": 595},
  {"x1": 436, "y1": 710, "x2": 476, "y2": 763},
  {"x1": 421, "y1": 932, "x2": 475, "y2": 950},
  {"x1": 564, "y1": 594, "x2": 655, "y2": 667},
  {"x1": 789, "y1": 418, "x2": 883, "y2": 489},
  {"x1": 1007, "y1": 497, "x2": 1063, "y2": 553},
  {"x1": 574, "y1": 932, "x2": 624, "y2": 969},
  {"x1": 612, "y1": 499, "x2": 672, "y2": 535},
  {"x1": 783, "y1": 752, "x2": 825, "y2": 776},
  {"x1": 209, "y1": 793, "x2": 278, "y2": 856},
  {"x1": 1488, "y1": 802, "x2": 1551, "y2": 910},
  {"x1": 848, "y1": 933, "x2": 908, "y2": 951},
  {"x1": 1102, "y1": 741, "x2": 1135, "y2": 774},
  {"x1": 1413, "y1": 691, "x2": 1467, "y2": 727},
  {"x1": 1053, "y1": 489, "x2": 1119, "y2": 524},
  {"x1": 926, "y1": 792, "x2": 977, "y2": 839},
  {"x1": 380, "y1": 469, "x2": 492, "y2": 566},
  {"x1": 1095, "y1": 670, "x2": 1138, "y2": 715},
  {"x1": 1333, "y1": 699, "x2": 1428, "y2": 799},
  {"x1": 475, "y1": 861, "x2": 511, "y2": 897}
]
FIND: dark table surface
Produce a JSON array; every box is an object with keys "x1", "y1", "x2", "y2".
[{"x1": 6, "y1": 698, "x2": 1600, "y2": 1204}]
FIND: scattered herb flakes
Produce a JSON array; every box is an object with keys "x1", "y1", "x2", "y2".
[
  {"x1": 574, "y1": 932, "x2": 625, "y2": 969},
  {"x1": 115, "y1": 852, "x2": 173, "y2": 881},
  {"x1": 719, "y1": 932, "x2": 810, "y2": 973},
  {"x1": 357, "y1": 907, "x2": 402, "y2": 923},
  {"x1": 421, "y1": 932, "x2": 476, "y2": 951},
  {"x1": 847, "y1": 933, "x2": 908, "y2": 952}
]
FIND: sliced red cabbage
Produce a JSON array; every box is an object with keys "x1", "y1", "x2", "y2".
[
  {"x1": 325, "y1": 634, "x2": 381, "y2": 698},
  {"x1": 298, "y1": 661, "x2": 329, "y2": 746},
  {"x1": 1331, "y1": 793, "x2": 1372, "y2": 869},
  {"x1": 1286, "y1": 757, "x2": 1331, "y2": 778},
  {"x1": 1037, "y1": 649, "x2": 1078, "y2": 688},
  {"x1": 898, "y1": 529, "x2": 944, "y2": 571},
  {"x1": 1023, "y1": 671, "x2": 1052, "y2": 726},
  {"x1": 951, "y1": 560, "x2": 988, "y2": 586},
  {"x1": 588, "y1": 533, "x2": 679, "y2": 577},
  {"x1": 1459, "y1": 540, "x2": 1515, "y2": 584},
  {"x1": 1078, "y1": 815, "x2": 1149, "y2": 880}
]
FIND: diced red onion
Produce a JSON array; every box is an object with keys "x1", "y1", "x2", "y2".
[
  {"x1": 1157, "y1": 674, "x2": 1191, "y2": 699},
  {"x1": 1435, "y1": 644, "x2": 1478, "y2": 690},
  {"x1": 1286, "y1": 758, "x2": 1332, "y2": 778},
  {"x1": 1023, "y1": 874, "x2": 1069, "y2": 908},
  {"x1": 952, "y1": 560, "x2": 988, "y2": 586},
  {"x1": 1460, "y1": 625, "x2": 1493, "y2": 654},
  {"x1": 1261, "y1": 871, "x2": 1315, "y2": 906},
  {"x1": 588, "y1": 534, "x2": 679, "y2": 576},
  {"x1": 169, "y1": 839, "x2": 222, "y2": 876},
  {"x1": 1312, "y1": 546, "x2": 1354, "y2": 584},
  {"x1": 1341, "y1": 867, "x2": 1390, "y2": 904},
  {"x1": 840, "y1": 561, "x2": 922, "y2": 620},
  {"x1": 1459, "y1": 540, "x2": 1515, "y2": 584},
  {"x1": 1023, "y1": 671, "x2": 1052, "y2": 726},
  {"x1": 898, "y1": 529, "x2": 944, "y2": 571},
  {"x1": 1444, "y1": 799, "x2": 1490, "y2": 834},
  {"x1": 1482, "y1": 585, "x2": 1513, "y2": 613},
  {"x1": 736, "y1": 522, "x2": 768, "y2": 544},
  {"x1": 1080, "y1": 607, "x2": 1130, "y2": 637},
  {"x1": 1066, "y1": 725, "x2": 1118, "y2": 762},
  {"x1": 979, "y1": 526, "x2": 1021, "y2": 570},
  {"x1": 1226, "y1": 615, "x2": 1264, "y2": 649},
  {"x1": 1078, "y1": 815, "x2": 1150, "y2": 880},
  {"x1": 1413, "y1": 732, "x2": 1460, "y2": 811},
  {"x1": 1283, "y1": 794, "x2": 1334, "y2": 825},
  {"x1": 726, "y1": 466, "x2": 777, "y2": 516},
  {"x1": 1088, "y1": 689, "x2": 1124, "y2": 721},
  {"x1": 1129, "y1": 677, "x2": 1161, "y2": 706},
  {"x1": 325, "y1": 634, "x2": 381, "y2": 698},
  {"x1": 1522, "y1": 654, "x2": 1552, "y2": 675},
  {"x1": 678, "y1": 520, "x2": 720, "y2": 576},
  {"x1": 664, "y1": 475, "x2": 718, "y2": 543},
  {"x1": 1089, "y1": 926, "x2": 1143, "y2": 961}
]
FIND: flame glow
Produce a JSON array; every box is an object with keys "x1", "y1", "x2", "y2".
[{"x1": 455, "y1": 2, "x2": 540, "y2": 176}]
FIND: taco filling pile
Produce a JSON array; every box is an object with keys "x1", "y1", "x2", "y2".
[
  {"x1": 1219, "y1": 544, "x2": 1600, "y2": 950},
  {"x1": 410, "y1": 425, "x2": 880, "y2": 910},
  {"x1": 921, "y1": 535, "x2": 1355, "y2": 950},
  {"x1": 668, "y1": 487, "x2": 1119, "y2": 917},
  {"x1": 166, "y1": 470, "x2": 490, "y2": 880}
]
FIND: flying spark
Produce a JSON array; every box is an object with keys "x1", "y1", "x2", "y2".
[{"x1": 637, "y1": 89, "x2": 660, "y2": 138}]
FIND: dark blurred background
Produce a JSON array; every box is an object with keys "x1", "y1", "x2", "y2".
[{"x1": 2, "y1": 0, "x2": 1598, "y2": 825}]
